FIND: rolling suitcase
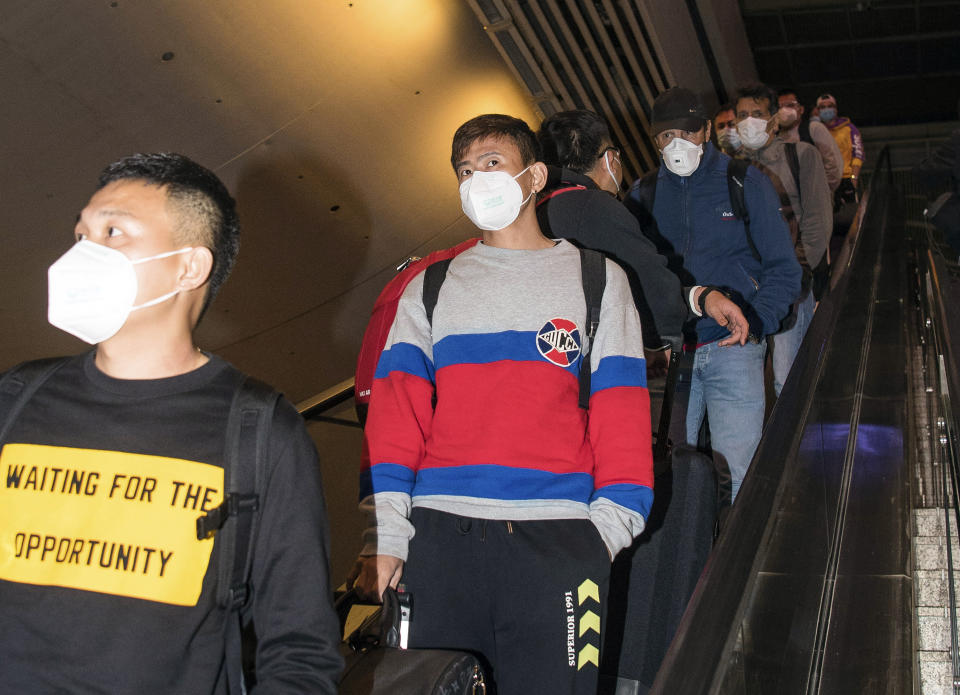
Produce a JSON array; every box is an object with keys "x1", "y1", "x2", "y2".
[
  {"x1": 600, "y1": 351, "x2": 720, "y2": 695},
  {"x1": 600, "y1": 444, "x2": 718, "y2": 695}
]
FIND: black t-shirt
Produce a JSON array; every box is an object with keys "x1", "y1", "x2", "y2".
[
  {"x1": 537, "y1": 166, "x2": 687, "y2": 349},
  {"x1": 0, "y1": 352, "x2": 341, "y2": 693}
]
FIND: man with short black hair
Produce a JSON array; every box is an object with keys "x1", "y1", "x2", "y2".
[
  {"x1": 536, "y1": 109, "x2": 749, "y2": 375},
  {"x1": 735, "y1": 84, "x2": 833, "y2": 396},
  {"x1": 354, "y1": 114, "x2": 654, "y2": 693},
  {"x1": 626, "y1": 87, "x2": 801, "y2": 500},
  {"x1": 776, "y1": 87, "x2": 843, "y2": 192},
  {"x1": 0, "y1": 153, "x2": 342, "y2": 693}
]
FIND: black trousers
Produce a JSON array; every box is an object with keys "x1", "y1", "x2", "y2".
[{"x1": 401, "y1": 507, "x2": 611, "y2": 695}]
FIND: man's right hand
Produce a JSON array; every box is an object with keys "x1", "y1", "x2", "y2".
[
  {"x1": 701, "y1": 291, "x2": 749, "y2": 347},
  {"x1": 348, "y1": 554, "x2": 404, "y2": 602}
]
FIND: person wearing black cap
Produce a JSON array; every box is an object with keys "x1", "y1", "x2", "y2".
[{"x1": 625, "y1": 87, "x2": 801, "y2": 501}]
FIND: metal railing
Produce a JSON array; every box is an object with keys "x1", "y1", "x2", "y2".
[
  {"x1": 916, "y1": 215, "x2": 960, "y2": 692},
  {"x1": 650, "y1": 147, "x2": 909, "y2": 693},
  {"x1": 295, "y1": 378, "x2": 357, "y2": 427}
]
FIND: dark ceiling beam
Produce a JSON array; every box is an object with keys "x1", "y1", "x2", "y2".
[
  {"x1": 786, "y1": 69, "x2": 960, "y2": 87},
  {"x1": 743, "y1": 0, "x2": 959, "y2": 16},
  {"x1": 752, "y1": 30, "x2": 960, "y2": 51}
]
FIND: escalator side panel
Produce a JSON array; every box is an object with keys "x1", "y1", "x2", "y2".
[{"x1": 819, "y1": 574, "x2": 913, "y2": 695}]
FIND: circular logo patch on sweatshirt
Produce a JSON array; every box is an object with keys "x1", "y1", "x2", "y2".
[{"x1": 537, "y1": 318, "x2": 582, "y2": 367}]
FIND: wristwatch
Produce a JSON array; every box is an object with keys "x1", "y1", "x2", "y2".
[{"x1": 697, "y1": 285, "x2": 725, "y2": 315}]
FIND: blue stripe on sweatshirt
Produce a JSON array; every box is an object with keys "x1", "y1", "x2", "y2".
[
  {"x1": 591, "y1": 483, "x2": 654, "y2": 519},
  {"x1": 434, "y1": 331, "x2": 581, "y2": 377},
  {"x1": 360, "y1": 462, "x2": 417, "y2": 500},
  {"x1": 590, "y1": 355, "x2": 647, "y2": 394},
  {"x1": 374, "y1": 342, "x2": 435, "y2": 382},
  {"x1": 414, "y1": 464, "x2": 594, "y2": 503}
]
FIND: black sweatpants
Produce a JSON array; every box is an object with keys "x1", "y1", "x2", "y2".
[{"x1": 401, "y1": 507, "x2": 611, "y2": 695}]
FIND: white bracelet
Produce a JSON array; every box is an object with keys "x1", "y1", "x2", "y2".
[{"x1": 689, "y1": 286, "x2": 703, "y2": 317}]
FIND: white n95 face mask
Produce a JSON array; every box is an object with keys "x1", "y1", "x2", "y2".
[
  {"x1": 460, "y1": 166, "x2": 532, "y2": 231},
  {"x1": 777, "y1": 107, "x2": 798, "y2": 128},
  {"x1": 718, "y1": 129, "x2": 742, "y2": 152},
  {"x1": 737, "y1": 117, "x2": 770, "y2": 149},
  {"x1": 661, "y1": 138, "x2": 703, "y2": 177},
  {"x1": 47, "y1": 240, "x2": 192, "y2": 344}
]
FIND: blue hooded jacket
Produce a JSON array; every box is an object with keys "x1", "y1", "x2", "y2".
[{"x1": 626, "y1": 143, "x2": 801, "y2": 344}]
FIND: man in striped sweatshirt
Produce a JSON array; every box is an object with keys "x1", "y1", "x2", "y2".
[{"x1": 352, "y1": 114, "x2": 654, "y2": 694}]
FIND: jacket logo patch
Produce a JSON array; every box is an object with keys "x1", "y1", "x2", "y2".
[
  {"x1": 537, "y1": 318, "x2": 582, "y2": 367},
  {"x1": 720, "y1": 210, "x2": 735, "y2": 218}
]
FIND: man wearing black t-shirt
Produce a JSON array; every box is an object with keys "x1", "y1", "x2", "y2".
[{"x1": 0, "y1": 153, "x2": 342, "y2": 693}]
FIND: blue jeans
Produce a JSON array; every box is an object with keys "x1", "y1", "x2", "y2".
[
  {"x1": 675, "y1": 340, "x2": 766, "y2": 501},
  {"x1": 769, "y1": 289, "x2": 815, "y2": 397}
]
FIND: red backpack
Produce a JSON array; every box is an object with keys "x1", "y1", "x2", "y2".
[{"x1": 354, "y1": 237, "x2": 480, "y2": 426}]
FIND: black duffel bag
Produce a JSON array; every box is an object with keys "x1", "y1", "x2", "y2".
[{"x1": 337, "y1": 587, "x2": 487, "y2": 694}]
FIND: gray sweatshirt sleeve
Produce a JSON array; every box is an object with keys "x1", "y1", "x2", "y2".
[
  {"x1": 796, "y1": 143, "x2": 834, "y2": 269},
  {"x1": 810, "y1": 120, "x2": 844, "y2": 192}
]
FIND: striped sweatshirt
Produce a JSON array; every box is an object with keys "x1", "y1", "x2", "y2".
[{"x1": 360, "y1": 239, "x2": 653, "y2": 560}]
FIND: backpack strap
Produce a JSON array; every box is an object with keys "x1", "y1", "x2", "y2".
[
  {"x1": 536, "y1": 184, "x2": 588, "y2": 207},
  {"x1": 578, "y1": 248, "x2": 607, "y2": 410},
  {"x1": 421, "y1": 247, "x2": 605, "y2": 411},
  {"x1": 726, "y1": 159, "x2": 761, "y2": 263},
  {"x1": 423, "y1": 258, "x2": 454, "y2": 328},
  {"x1": 636, "y1": 170, "x2": 659, "y2": 220},
  {"x1": 784, "y1": 142, "x2": 802, "y2": 206},
  {"x1": 0, "y1": 357, "x2": 71, "y2": 448},
  {"x1": 798, "y1": 119, "x2": 812, "y2": 146},
  {"x1": 195, "y1": 375, "x2": 279, "y2": 695},
  {"x1": 624, "y1": 169, "x2": 661, "y2": 246}
]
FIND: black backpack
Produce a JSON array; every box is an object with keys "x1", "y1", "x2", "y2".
[
  {"x1": 421, "y1": 246, "x2": 606, "y2": 410},
  {"x1": 0, "y1": 357, "x2": 279, "y2": 695}
]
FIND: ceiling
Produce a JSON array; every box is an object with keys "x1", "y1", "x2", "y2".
[
  {"x1": 4, "y1": 0, "x2": 957, "y2": 400},
  {"x1": 0, "y1": 1, "x2": 537, "y2": 400},
  {"x1": 739, "y1": 0, "x2": 960, "y2": 126}
]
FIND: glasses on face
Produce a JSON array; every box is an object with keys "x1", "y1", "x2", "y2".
[
  {"x1": 737, "y1": 110, "x2": 770, "y2": 121},
  {"x1": 779, "y1": 101, "x2": 800, "y2": 109},
  {"x1": 655, "y1": 130, "x2": 703, "y2": 149},
  {"x1": 715, "y1": 119, "x2": 736, "y2": 131}
]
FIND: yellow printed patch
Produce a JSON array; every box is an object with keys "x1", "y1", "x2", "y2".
[
  {"x1": 578, "y1": 644, "x2": 599, "y2": 670},
  {"x1": 579, "y1": 610, "x2": 600, "y2": 637},
  {"x1": 577, "y1": 578, "x2": 599, "y2": 605},
  {"x1": 0, "y1": 443, "x2": 223, "y2": 606}
]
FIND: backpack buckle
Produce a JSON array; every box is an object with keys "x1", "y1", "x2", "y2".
[
  {"x1": 196, "y1": 493, "x2": 259, "y2": 540},
  {"x1": 226, "y1": 583, "x2": 250, "y2": 610}
]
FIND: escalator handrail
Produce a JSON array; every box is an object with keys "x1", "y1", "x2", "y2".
[
  {"x1": 295, "y1": 377, "x2": 355, "y2": 420},
  {"x1": 650, "y1": 146, "x2": 895, "y2": 694}
]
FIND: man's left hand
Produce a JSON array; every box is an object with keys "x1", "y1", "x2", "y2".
[{"x1": 645, "y1": 348, "x2": 671, "y2": 379}]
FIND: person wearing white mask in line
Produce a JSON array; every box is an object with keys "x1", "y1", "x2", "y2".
[
  {"x1": 815, "y1": 93, "x2": 865, "y2": 190},
  {"x1": 713, "y1": 104, "x2": 744, "y2": 157},
  {"x1": 0, "y1": 153, "x2": 343, "y2": 694},
  {"x1": 735, "y1": 83, "x2": 833, "y2": 398},
  {"x1": 815, "y1": 93, "x2": 865, "y2": 240},
  {"x1": 353, "y1": 114, "x2": 655, "y2": 694},
  {"x1": 716, "y1": 101, "x2": 801, "y2": 269},
  {"x1": 625, "y1": 86, "x2": 800, "y2": 502},
  {"x1": 776, "y1": 87, "x2": 843, "y2": 192}
]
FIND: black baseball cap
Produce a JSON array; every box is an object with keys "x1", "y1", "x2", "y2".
[{"x1": 651, "y1": 87, "x2": 709, "y2": 135}]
